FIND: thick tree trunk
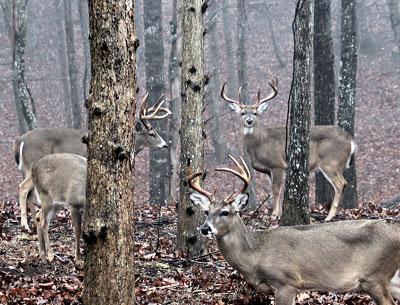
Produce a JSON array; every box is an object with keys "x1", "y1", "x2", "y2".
[
  {"x1": 143, "y1": 0, "x2": 169, "y2": 205},
  {"x1": 56, "y1": 0, "x2": 72, "y2": 127},
  {"x1": 168, "y1": 0, "x2": 181, "y2": 205},
  {"x1": 82, "y1": 1, "x2": 137, "y2": 304},
  {"x1": 281, "y1": 0, "x2": 312, "y2": 226},
  {"x1": 313, "y1": 0, "x2": 335, "y2": 207},
  {"x1": 12, "y1": 0, "x2": 36, "y2": 132},
  {"x1": 78, "y1": 0, "x2": 90, "y2": 109},
  {"x1": 177, "y1": 0, "x2": 205, "y2": 254},
  {"x1": 388, "y1": 0, "x2": 400, "y2": 51},
  {"x1": 338, "y1": 0, "x2": 358, "y2": 209},
  {"x1": 64, "y1": 0, "x2": 82, "y2": 129}
]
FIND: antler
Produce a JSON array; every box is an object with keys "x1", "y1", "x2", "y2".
[
  {"x1": 140, "y1": 93, "x2": 172, "y2": 121},
  {"x1": 220, "y1": 81, "x2": 244, "y2": 108},
  {"x1": 188, "y1": 172, "x2": 215, "y2": 203},
  {"x1": 256, "y1": 78, "x2": 278, "y2": 106},
  {"x1": 215, "y1": 155, "x2": 251, "y2": 203}
]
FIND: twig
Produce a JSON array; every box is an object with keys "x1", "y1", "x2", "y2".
[
  {"x1": 245, "y1": 195, "x2": 270, "y2": 225},
  {"x1": 154, "y1": 204, "x2": 162, "y2": 255}
]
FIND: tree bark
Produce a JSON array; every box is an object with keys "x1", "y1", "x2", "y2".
[
  {"x1": 207, "y1": 4, "x2": 228, "y2": 162},
  {"x1": 82, "y1": 1, "x2": 137, "y2": 304},
  {"x1": 78, "y1": 0, "x2": 90, "y2": 109},
  {"x1": 64, "y1": 0, "x2": 82, "y2": 129},
  {"x1": 143, "y1": 0, "x2": 169, "y2": 205},
  {"x1": 236, "y1": 0, "x2": 249, "y2": 101},
  {"x1": 313, "y1": 0, "x2": 335, "y2": 207},
  {"x1": 168, "y1": 0, "x2": 181, "y2": 205},
  {"x1": 12, "y1": 0, "x2": 37, "y2": 132},
  {"x1": 388, "y1": 0, "x2": 400, "y2": 51},
  {"x1": 177, "y1": 0, "x2": 205, "y2": 254},
  {"x1": 338, "y1": 0, "x2": 358, "y2": 209},
  {"x1": 281, "y1": 0, "x2": 312, "y2": 226},
  {"x1": 56, "y1": 0, "x2": 73, "y2": 127}
]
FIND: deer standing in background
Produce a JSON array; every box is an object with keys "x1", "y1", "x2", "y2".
[
  {"x1": 221, "y1": 80, "x2": 356, "y2": 221},
  {"x1": 13, "y1": 93, "x2": 171, "y2": 231},
  {"x1": 190, "y1": 156, "x2": 400, "y2": 305},
  {"x1": 32, "y1": 153, "x2": 86, "y2": 267}
]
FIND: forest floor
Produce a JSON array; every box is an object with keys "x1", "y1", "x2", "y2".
[{"x1": 1, "y1": 198, "x2": 400, "y2": 305}]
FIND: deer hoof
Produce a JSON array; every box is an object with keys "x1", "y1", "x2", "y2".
[
  {"x1": 47, "y1": 252, "x2": 54, "y2": 262},
  {"x1": 74, "y1": 259, "x2": 84, "y2": 269}
]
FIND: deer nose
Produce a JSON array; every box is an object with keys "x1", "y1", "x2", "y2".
[
  {"x1": 200, "y1": 225, "x2": 212, "y2": 236},
  {"x1": 245, "y1": 118, "x2": 254, "y2": 126}
]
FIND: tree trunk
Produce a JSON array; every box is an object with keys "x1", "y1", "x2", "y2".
[
  {"x1": 281, "y1": 0, "x2": 312, "y2": 226},
  {"x1": 388, "y1": 0, "x2": 400, "y2": 51},
  {"x1": 168, "y1": 0, "x2": 181, "y2": 206},
  {"x1": 64, "y1": 0, "x2": 82, "y2": 129},
  {"x1": 56, "y1": 0, "x2": 73, "y2": 127},
  {"x1": 82, "y1": 1, "x2": 137, "y2": 304},
  {"x1": 207, "y1": 4, "x2": 228, "y2": 162},
  {"x1": 338, "y1": 0, "x2": 358, "y2": 209},
  {"x1": 78, "y1": 0, "x2": 90, "y2": 110},
  {"x1": 177, "y1": 0, "x2": 205, "y2": 254},
  {"x1": 313, "y1": 0, "x2": 335, "y2": 207},
  {"x1": 12, "y1": 0, "x2": 37, "y2": 132},
  {"x1": 143, "y1": 0, "x2": 169, "y2": 205}
]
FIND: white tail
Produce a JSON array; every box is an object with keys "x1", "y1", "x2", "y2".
[{"x1": 221, "y1": 80, "x2": 356, "y2": 221}]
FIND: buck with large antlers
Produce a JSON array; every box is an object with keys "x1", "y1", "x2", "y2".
[
  {"x1": 13, "y1": 93, "x2": 171, "y2": 231},
  {"x1": 221, "y1": 80, "x2": 356, "y2": 221},
  {"x1": 190, "y1": 156, "x2": 400, "y2": 305}
]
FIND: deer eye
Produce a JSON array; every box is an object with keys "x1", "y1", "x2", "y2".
[
  {"x1": 220, "y1": 211, "x2": 229, "y2": 217},
  {"x1": 204, "y1": 211, "x2": 209, "y2": 216},
  {"x1": 253, "y1": 112, "x2": 258, "y2": 116},
  {"x1": 241, "y1": 112, "x2": 245, "y2": 116},
  {"x1": 149, "y1": 131, "x2": 156, "y2": 137}
]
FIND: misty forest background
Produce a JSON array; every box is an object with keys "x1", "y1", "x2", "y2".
[{"x1": 0, "y1": 0, "x2": 400, "y2": 304}]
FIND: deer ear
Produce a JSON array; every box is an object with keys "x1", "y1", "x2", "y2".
[
  {"x1": 232, "y1": 193, "x2": 248, "y2": 212},
  {"x1": 256, "y1": 102, "x2": 269, "y2": 113},
  {"x1": 190, "y1": 193, "x2": 211, "y2": 211},
  {"x1": 229, "y1": 103, "x2": 242, "y2": 113}
]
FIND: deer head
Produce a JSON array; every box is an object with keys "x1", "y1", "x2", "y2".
[
  {"x1": 189, "y1": 155, "x2": 251, "y2": 238},
  {"x1": 135, "y1": 92, "x2": 172, "y2": 152},
  {"x1": 221, "y1": 79, "x2": 278, "y2": 135}
]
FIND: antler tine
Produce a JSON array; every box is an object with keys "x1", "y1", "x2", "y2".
[
  {"x1": 140, "y1": 92, "x2": 150, "y2": 119},
  {"x1": 215, "y1": 155, "x2": 251, "y2": 202},
  {"x1": 238, "y1": 87, "x2": 243, "y2": 102},
  {"x1": 141, "y1": 94, "x2": 172, "y2": 120},
  {"x1": 188, "y1": 171, "x2": 215, "y2": 203},
  {"x1": 221, "y1": 81, "x2": 243, "y2": 107},
  {"x1": 257, "y1": 78, "x2": 278, "y2": 105}
]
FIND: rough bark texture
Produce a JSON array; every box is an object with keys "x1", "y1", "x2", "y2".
[
  {"x1": 313, "y1": 0, "x2": 335, "y2": 207},
  {"x1": 236, "y1": 0, "x2": 249, "y2": 101},
  {"x1": 82, "y1": 1, "x2": 137, "y2": 304},
  {"x1": 78, "y1": 0, "x2": 90, "y2": 109},
  {"x1": 281, "y1": 0, "x2": 312, "y2": 226},
  {"x1": 143, "y1": 0, "x2": 169, "y2": 205},
  {"x1": 177, "y1": 0, "x2": 204, "y2": 254},
  {"x1": 338, "y1": 0, "x2": 358, "y2": 209},
  {"x1": 56, "y1": 1, "x2": 72, "y2": 127},
  {"x1": 264, "y1": 2, "x2": 286, "y2": 68},
  {"x1": 388, "y1": 0, "x2": 400, "y2": 51},
  {"x1": 64, "y1": 0, "x2": 82, "y2": 129},
  {"x1": 12, "y1": 0, "x2": 36, "y2": 132},
  {"x1": 167, "y1": 0, "x2": 181, "y2": 205}
]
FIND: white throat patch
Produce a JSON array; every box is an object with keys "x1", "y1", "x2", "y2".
[{"x1": 244, "y1": 127, "x2": 254, "y2": 135}]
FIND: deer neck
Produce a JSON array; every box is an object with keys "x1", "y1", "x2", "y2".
[{"x1": 216, "y1": 216, "x2": 257, "y2": 276}]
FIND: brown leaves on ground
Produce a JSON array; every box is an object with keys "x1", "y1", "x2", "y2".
[{"x1": 1, "y1": 198, "x2": 399, "y2": 304}]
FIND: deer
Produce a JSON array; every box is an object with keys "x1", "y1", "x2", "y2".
[
  {"x1": 221, "y1": 80, "x2": 356, "y2": 221},
  {"x1": 189, "y1": 156, "x2": 400, "y2": 305},
  {"x1": 32, "y1": 153, "x2": 86, "y2": 267},
  {"x1": 13, "y1": 92, "x2": 171, "y2": 232}
]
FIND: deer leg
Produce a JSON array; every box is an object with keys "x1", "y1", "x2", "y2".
[
  {"x1": 274, "y1": 287, "x2": 297, "y2": 305},
  {"x1": 39, "y1": 196, "x2": 55, "y2": 262},
  {"x1": 319, "y1": 167, "x2": 346, "y2": 221},
  {"x1": 270, "y1": 169, "x2": 284, "y2": 219},
  {"x1": 36, "y1": 209, "x2": 47, "y2": 261},
  {"x1": 18, "y1": 174, "x2": 34, "y2": 231},
  {"x1": 389, "y1": 270, "x2": 400, "y2": 300},
  {"x1": 71, "y1": 207, "x2": 83, "y2": 268},
  {"x1": 362, "y1": 281, "x2": 396, "y2": 305}
]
